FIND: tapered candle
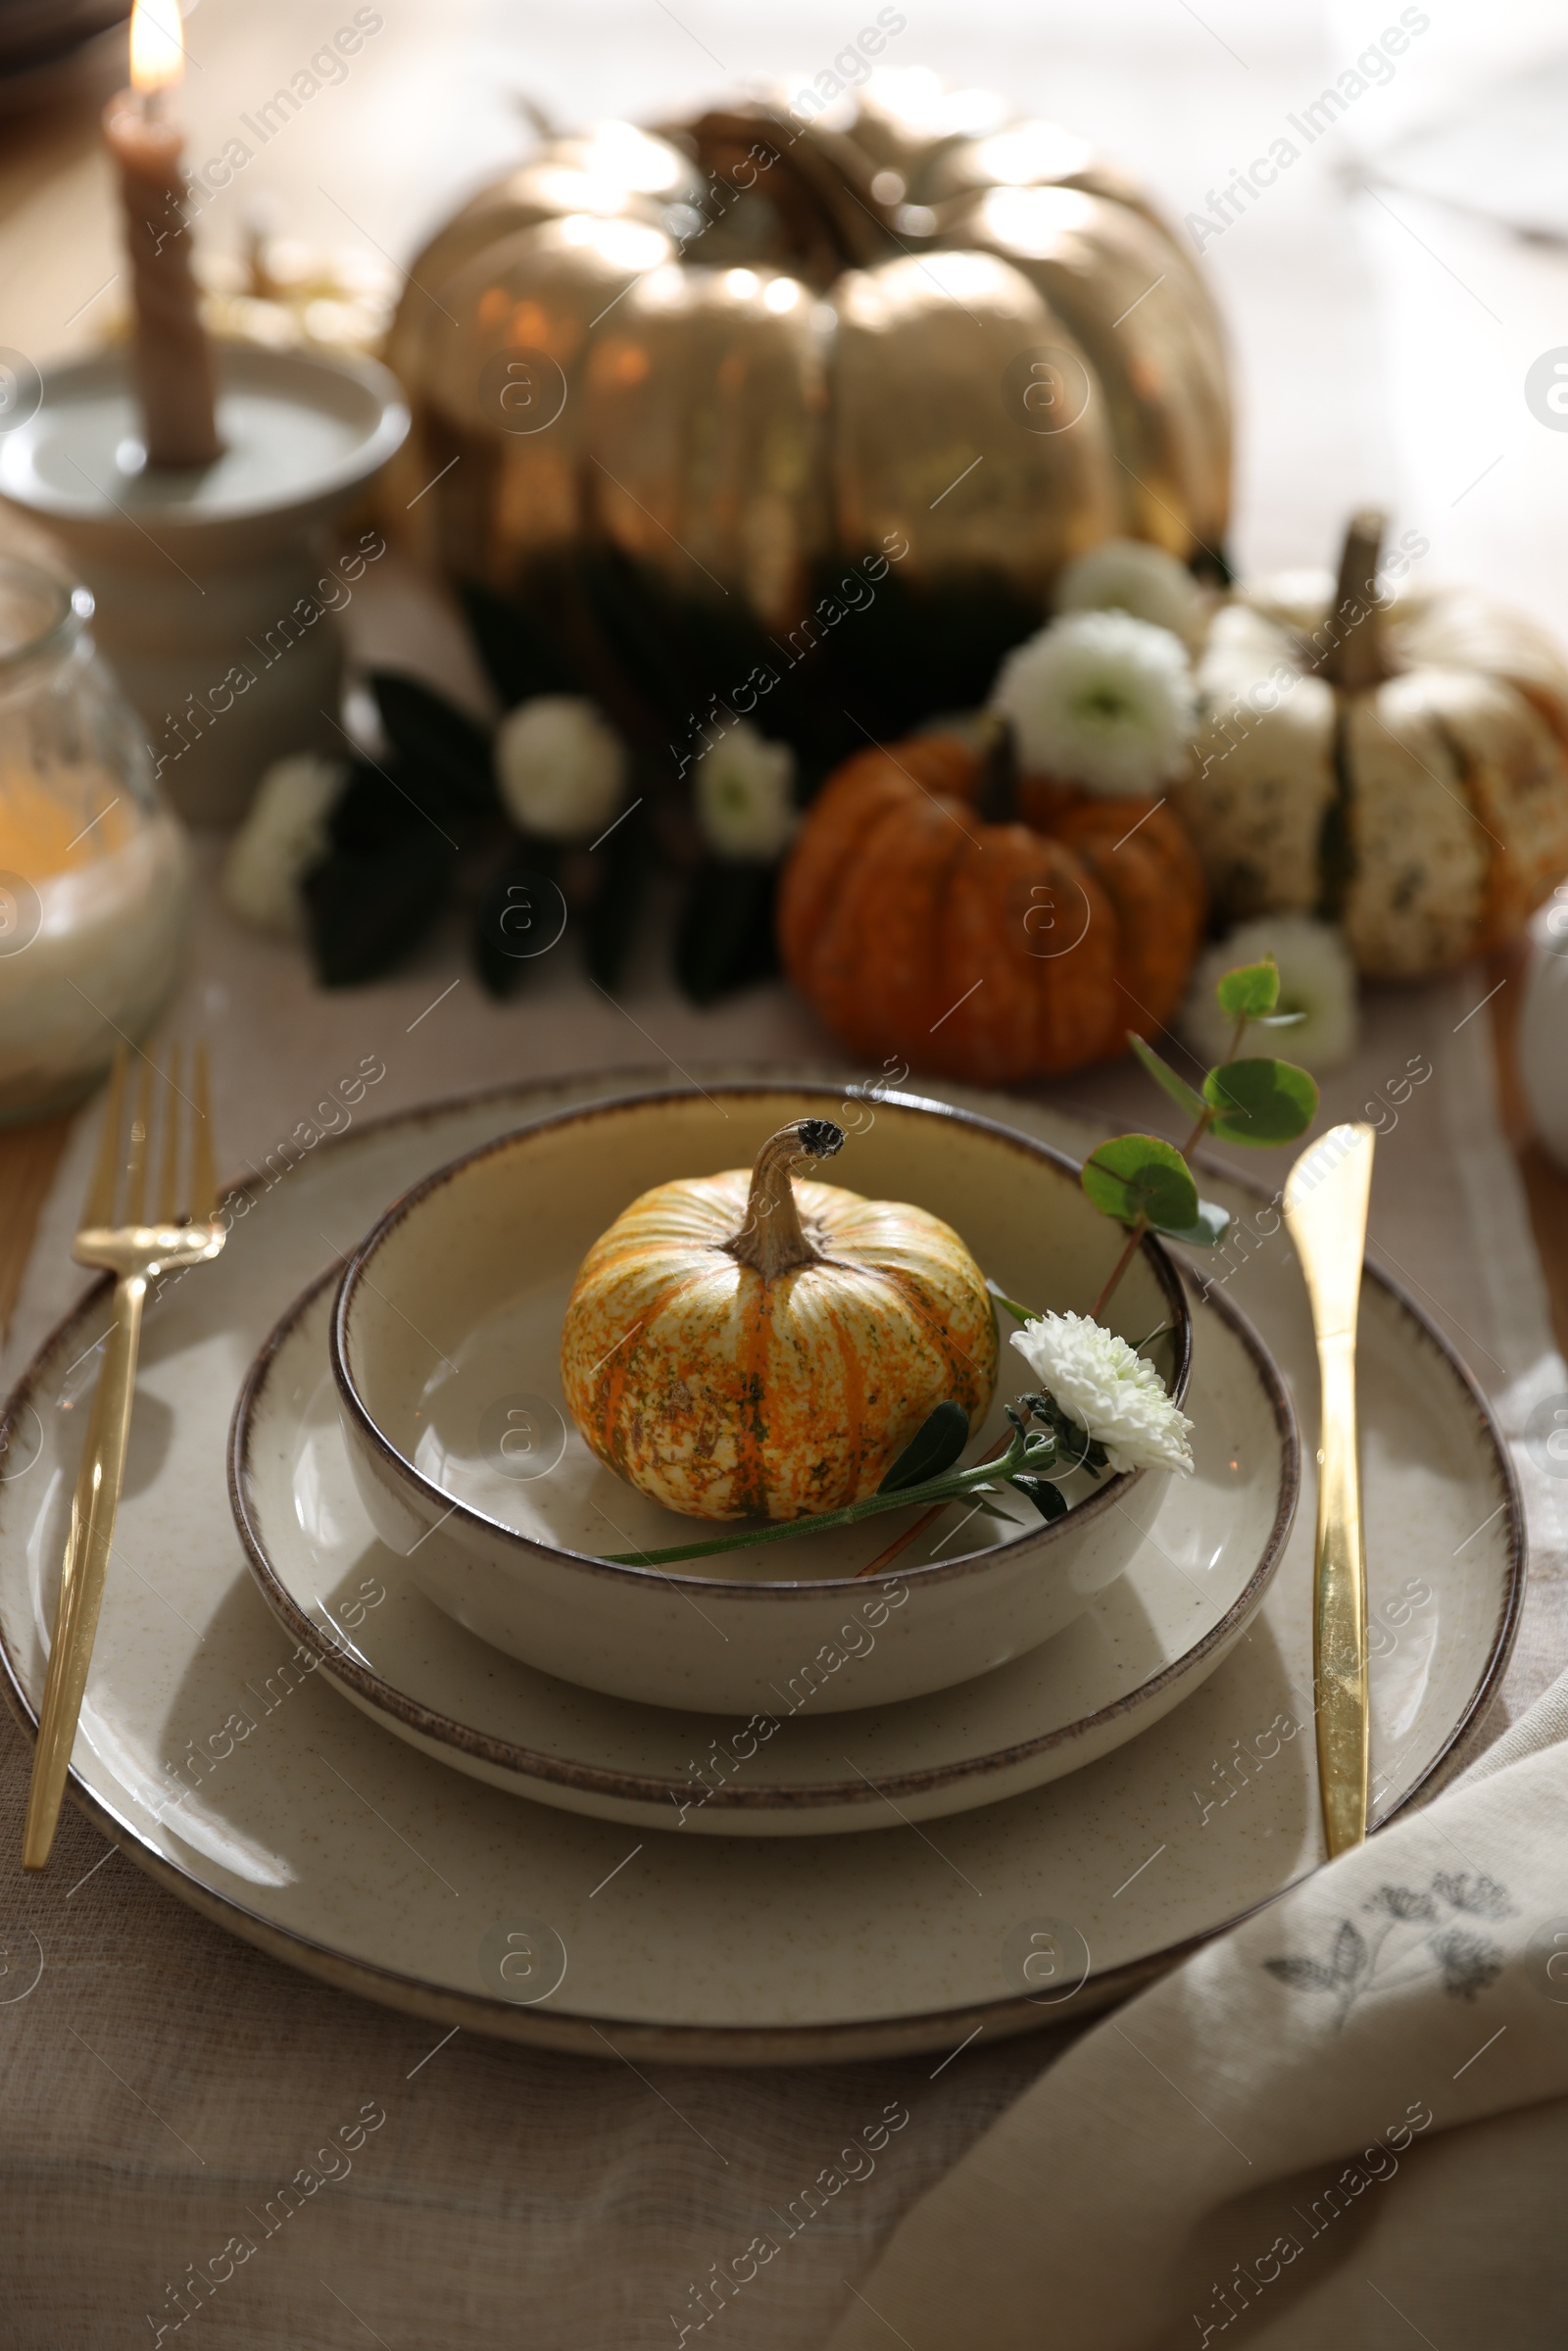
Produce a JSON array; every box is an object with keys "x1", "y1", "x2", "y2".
[{"x1": 102, "y1": 0, "x2": 221, "y2": 468}]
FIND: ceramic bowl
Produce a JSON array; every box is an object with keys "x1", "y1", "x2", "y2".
[
  {"x1": 240, "y1": 1262, "x2": 1294, "y2": 1834},
  {"x1": 329, "y1": 1085, "x2": 1194, "y2": 1715}
]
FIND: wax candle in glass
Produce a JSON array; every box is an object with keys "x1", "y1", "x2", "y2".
[{"x1": 0, "y1": 561, "x2": 192, "y2": 1123}]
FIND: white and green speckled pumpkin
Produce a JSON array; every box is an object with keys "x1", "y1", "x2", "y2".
[{"x1": 1174, "y1": 513, "x2": 1568, "y2": 979}]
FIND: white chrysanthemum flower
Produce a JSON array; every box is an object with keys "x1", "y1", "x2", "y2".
[
  {"x1": 1054, "y1": 538, "x2": 1209, "y2": 653},
  {"x1": 495, "y1": 695, "x2": 627, "y2": 841},
  {"x1": 990, "y1": 611, "x2": 1199, "y2": 795},
  {"x1": 220, "y1": 752, "x2": 344, "y2": 935},
  {"x1": 1183, "y1": 914, "x2": 1359, "y2": 1073},
  {"x1": 1011, "y1": 1311, "x2": 1194, "y2": 1476},
  {"x1": 694, "y1": 721, "x2": 797, "y2": 860}
]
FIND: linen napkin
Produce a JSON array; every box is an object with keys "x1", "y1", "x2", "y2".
[{"x1": 821, "y1": 1667, "x2": 1568, "y2": 2350}]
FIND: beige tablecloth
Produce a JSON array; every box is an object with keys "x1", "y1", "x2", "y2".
[
  {"x1": 0, "y1": 816, "x2": 1563, "y2": 2348},
  {"x1": 6, "y1": 0, "x2": 1568, "y2": 2338},
  {"x1": 824, "y1": 1671, "x2": 1568, "y2": 2351}
]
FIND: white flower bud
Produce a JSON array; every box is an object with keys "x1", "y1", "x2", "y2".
[
  {"x1": 990, "y1": 610, "x2": 1199, "y2": 796},
  {"x1": 1054, "y1": 537, "x2": 1209, "y2": 653},
  {"x1": 220, "y1": 753, "x2": 344, "y2": 935},
  {"x1": 495, "y1": 696, "x2": 627, "y2": 841},
  {"x1": 694, "y1": 722, "x2": 797, "y2": 860}
]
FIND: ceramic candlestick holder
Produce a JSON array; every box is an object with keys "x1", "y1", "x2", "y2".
[{"x1": 0, "y1": 342, "x2": 408, "y2": 826}]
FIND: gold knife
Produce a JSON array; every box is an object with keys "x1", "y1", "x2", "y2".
[{"x1": 1283, "y1": 1121, "x2": 1376, "y2": 1858}]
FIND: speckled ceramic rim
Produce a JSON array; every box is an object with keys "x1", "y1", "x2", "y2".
[
  {"x1": 327, "y1": 1083, "x2": 1194, "y2": 1597},
  {"x1": 236, "y1": 1260, "x2": 1295, "y2": 1816},
  {"x1": 0, "y1": 1068, "x2": 1527, "y2": 2065}
]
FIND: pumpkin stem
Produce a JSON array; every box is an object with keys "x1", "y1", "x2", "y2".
[
  {"x1": 974, "y1": 714, "x2": 1019, "y2": 823},
  {"x1": 1312, "y1": 509, "x2": 1397, "y2": 693},
  {"x1": 725, "y1": 1119, "x2": 845, "y2": 1280}
]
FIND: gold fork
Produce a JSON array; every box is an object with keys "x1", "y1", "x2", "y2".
[{"x1": 23, "y1": 1042, "x2": 224, "y2": 1870}]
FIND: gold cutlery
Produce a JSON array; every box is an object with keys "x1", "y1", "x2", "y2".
[
  {"x1": 23, "y1": 1044, "x2": 224, "y2": 1870},
  {"x1": 1283, "y1": 1120, "x2": 1376, "y2": 1858}
]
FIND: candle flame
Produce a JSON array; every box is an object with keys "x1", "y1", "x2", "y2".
[{"x1": 129, "y1": 0, "x2": 184, "y2": 93}]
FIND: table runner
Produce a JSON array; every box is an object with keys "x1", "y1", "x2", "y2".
[{"x1": 1, "y1": 780, "x2": 1562, "y2": 2346}]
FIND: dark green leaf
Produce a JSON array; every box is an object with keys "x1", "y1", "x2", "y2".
[
  {"x1": 474, "y1": 840, "x2": 565, "y2": 999},
  {"x1": 325, "y1": 759, "x2": 432, "y2": 853},
  {"x1": 1082, "y1": 1134, "x2": 1199, "y2": 1234},
  {"x1": 878, "y1": 1401, "x2": 970, "y2": 1494},
  {"x1": 1202, "y1": 1057, "x2": 1319, "y2": 1147},
  {"x1": 1215, "y1": 956, "x2": 1280, "y2": 1019},
  {"x1": 1010, "y1": 1475, "x2": 1068, "y2": 1523},
  {"x1": 368, "y1": 671, "x2": 496, "y2": 818},
  {"x1": 1156, "y1": 1199, "x2": 1231, "y2": 1249},
  {"x1": 1127, "y1": 1032, "x2": 1206, "y2": 1122},
  {"x1": 302, "y1": 832, "x2": 454, "y2": 988},
  {"x1": 675, "y1": 860, "x2": 780, "y2": 1006},
  {"x1": 459, "y1": 582, "x2": 583, "y2": 708},
  {"x1": 584, "y1": 797, "x2": 650, "y2": 991}
]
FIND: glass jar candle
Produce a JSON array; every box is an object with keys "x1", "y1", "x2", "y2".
[{"x1": 0, "y1": 561, "x2": 191, "y2": 1123}]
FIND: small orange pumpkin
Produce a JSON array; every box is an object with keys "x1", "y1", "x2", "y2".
[
  {"x1": 779, "y1": 733, "x2": 1205, "y2": 1082},
  {"x1": 559, "y1": 1119, "x2": 997, "y2": 1521}
]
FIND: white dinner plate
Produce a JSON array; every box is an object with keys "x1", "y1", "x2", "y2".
[
  {"x1": 230, "y1": 1262, "x2": 1297, "y2": 1835},
  {"x1": 0, "y1": 1067, "x2": 1523, "y2": 2063}
]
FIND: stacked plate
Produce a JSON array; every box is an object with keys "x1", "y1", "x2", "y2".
[{"x1": 0, "y1": 1071, "x2": 1523, "y2": 2062}]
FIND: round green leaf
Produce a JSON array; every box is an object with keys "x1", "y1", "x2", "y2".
[
  {"x1": 1215, "y1": 957, "x2": 1280, "y2": 1019},
  {"x1": 1082, "y1": 1134, "x2": 1199, "y2": 1232},
  {"x1": 1201, "y1": 1057, "x2": 1319, "y2": 1146},
  {"x1": 1158, "y1": 1199, "x2": 1231, "y2": 1249}
]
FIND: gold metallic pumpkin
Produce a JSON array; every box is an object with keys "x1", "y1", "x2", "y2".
[
  {"x1": 384, "y1": 76, "x2": 1232, "y2": 651},
  {"x1": 559, "y1": 1117, "x2": 998, "y2": 1522}
]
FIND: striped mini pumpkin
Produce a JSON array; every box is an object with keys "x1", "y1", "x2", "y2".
[
  {"x1": 560, "y1": 1120, "x2": 996, "y2": 1522},
  {"x1": 1176, "y1": 512, "x2": 1568, "y2": 978}
]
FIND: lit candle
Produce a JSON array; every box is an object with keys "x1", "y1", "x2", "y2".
[{"x1": 102, "y1": 0, "x2": 222, "y2": 469}]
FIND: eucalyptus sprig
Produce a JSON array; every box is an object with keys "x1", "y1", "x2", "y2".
[
  {"x1": 1085, "y1": 955, "x2": 1319, "y2": 1318},
  {"x1": 600, "y1": 1393, "x2": 1089, "y2": 1568}
]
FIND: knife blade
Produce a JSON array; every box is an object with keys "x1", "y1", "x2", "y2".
[{"x1": 1283, "y1": 1120, "x2": 1376, "y2": 1858}]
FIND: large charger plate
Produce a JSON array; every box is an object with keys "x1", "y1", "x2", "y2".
[{"x1": 0, "y1": 1068, "x2": 1524, "y2": 2063}]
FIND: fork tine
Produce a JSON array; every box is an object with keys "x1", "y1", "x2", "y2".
[
  {"x1": 190, "y1": 1039, "x2": 216, "y2": 1222},
  {"x1": 156, "y1": 1044, "x2": 182, "y2": 1223},
  {"x1": 82, "y1": 1046, "x2": 128, "y2": 1229},
  {"x1": 123, "y1": 1054, "x2": 153, "y2": 1226}
]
